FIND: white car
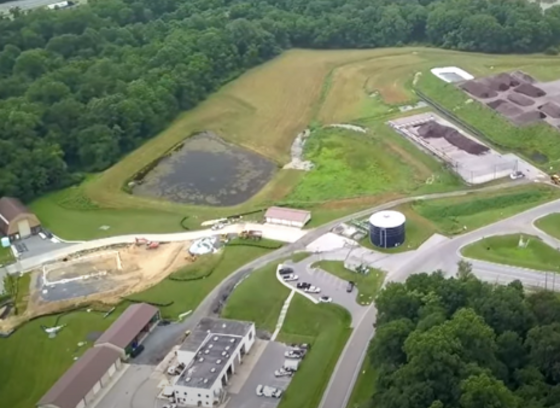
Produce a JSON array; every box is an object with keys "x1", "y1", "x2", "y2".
[
  {"x1": 167, "y1": 366, "x2": 178, "y2": 375},
  {"x1": 211, "y1": 223, "x2": 225, "y2": 230},
  {"x1": 256, "y1": 385, "x2": 283, "y2": 398},
  {"x1": 274, "y1": 368, "x2": 293, "y2": 377},
  {"x1": 304, "y1": 286, "x2": 321, "y2": 294},
  {"x1": 162, "y1": 405, "x2": 177, "y2": 408},
  {"x1": 283, "y1": 274, "x2": 299, "y2": 282},
  {"x1": 510, "y1": 171, "x2": 525, "y2": 180},
  {"x1": 285, "y1": 350, "x2": 305, "y2": 359},
  {"x1": 319, "y1": 296, "x2": 332, "y2": 303}
]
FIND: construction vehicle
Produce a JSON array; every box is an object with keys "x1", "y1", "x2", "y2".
[
  {"x1": 146, "y1": 241, "x2": 160, "y2": 250},
  {"x1": 239, "y1": 230, "x2": 263, "y2": 240},
  {"x1": 551, "y1": 174, "x2": 560, "y2": 185},
  {"x1": 185, "y1": 254, "x2": 197, "y2": 261},
  {"x1": 135, "y1": 237, "x2": 148, "y2": 246}
]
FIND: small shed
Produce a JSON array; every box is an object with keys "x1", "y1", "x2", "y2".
[
  {"x1": 264, "y1": 207, "x2": 311, "y2": 228},
  {"x1": 0, "y1": 197, "x2": 41, "y2": 241}
]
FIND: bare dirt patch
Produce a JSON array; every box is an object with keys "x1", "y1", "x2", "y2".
[{"x1": 487, "y1": 99, "x2": 522, "y2": 117}]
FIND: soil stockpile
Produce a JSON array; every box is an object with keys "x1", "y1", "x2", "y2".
[
  {"x1": 511, "y1": 71, "x2": 536, "y2": 84},
  {"x1": 507, "y1": 93, "x2": 534, "y2": 106},
  {"x1": 483, "y1": 73, "x2": 520, "y2": 91},
  {"x1": 539, "y1": 102, "x2": 560, "y2": 118},
  {"x1": 461, "y1": 81, "x2": 497, "y2": 99},
  {"x1": 487, "y1": 99, "x2": 522, "y2": 117},
  {"x1": 416, "y1": 121, "x2": 490, "y2": 155},
  {"x1": 514, "y1": 83, "x2": 546, "y2": 97}
]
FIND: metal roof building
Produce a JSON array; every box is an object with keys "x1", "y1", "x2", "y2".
[
  {"x1": 37, "y1": 346, "x2": 123, "y2": 408},
  {"x1": 94, "y1": 303, "x2": 160, "y2": 355},
  {"x1": 0, "y1": 197, "x2": 41, "y2": 240},
  {"x1": 264, "y1": 206, "x2": 311, "y2": 228}
]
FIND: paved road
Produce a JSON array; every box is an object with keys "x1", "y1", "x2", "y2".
[{"x1": 0, "y1": 0, "x2": 61, "y2": 11}]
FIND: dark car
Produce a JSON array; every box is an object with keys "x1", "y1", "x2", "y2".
[
  {"x1": 278, "y1": 267, "x2": 294, "y2": 275},
  {"x1": 346, "y1": 281, "x2": 355, "y2": 293},
  {"x1": 158, "y1": 319, "x2": 171, "y2": 326},
  {"x1": 130, "y1": 344, "x2": 145, "y2": 358},
  {"x1": 296, "y1": 282, "x2": 311, "y2": 289}
]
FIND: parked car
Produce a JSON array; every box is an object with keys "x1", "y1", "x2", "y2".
[
  {"x1": 162, "y1": 404, "x2": 177, "y2": 408},
  {"x1": 274, "y1": 368, "x2": 293, "y2": 377},
  {"x1": 211, "y1": 223, "x2": 225, "y2": 230},
  {"x1": 304, "y1": 286, "x2": 321, "y2": 294},
  {"x1": 38, "y1": 232, "x2": 47, "y2": 240},
  {"x1": 283, "y1": 274, "x2": 299, "y2": 282},
  {"x1": 346, "y1": 281, "x2": 355, "y2": 293},
  {"x1": 130, "y1": 344, "x2": 145, "y2": 358},
  {"x1": 290, "y1": 343, "x2": 310, "y2": 351},
  {"x1": 158, "y1": 319, "x2": 171, "y2": 326},
  {"x1": 296, "y1": 282, "x2": 311, "y2": 289},
  {"x1": 319, "y1": 296, "x2": 332, "y2": 303},
  {"x1": 510, "y1": 170, "x2": 525, "y2": 180},
  {"x1": 256, "y1": 385, "x2": 283, "y2": 398},
  {"x1": 285, "y1": 349, "x2": 305, "y2": 359},
  {"x1": 278, "y1": 266, "x2": 294, "y2": 275}
]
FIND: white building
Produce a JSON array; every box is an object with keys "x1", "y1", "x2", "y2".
[
  {"x1": 264, "y1": 206, "x2": 311, "y2": 228},
  {"x1": 173, "y1": 318, "x2": 256, "y2": 407}
]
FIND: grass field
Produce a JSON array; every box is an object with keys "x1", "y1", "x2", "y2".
[
  {"x1": 461, "y1": 234, "x2": 560, "y2": 272},
  {"x1": 412, "y1": 184, "x2": 560, "y2": 235},
  {"x1": 0, "y1": 246, "x2": 14, "y2": 266},
  {"x1": 0, "y1": 304, "x2": 128, "y2": 408},
  {"x1": 346, "y1": 358, "x2": 376, "y2": 408},
  {"x1": 311, "y1": 261, "x2": 384, "y2": 305},
  {"x1": 277, "y1": 296, "x2": 352, "y2": 408},
  {"x1": 128, "y1": 245, "x2": 272, "y2": 319},
  {"x1": 535, "y1": 213, "x2": 560, "y2": 239}
]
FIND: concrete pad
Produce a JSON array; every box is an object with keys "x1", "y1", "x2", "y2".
[
  {"x1": 417, "y1": 234, "x2": 451, "y2": 251},
  {"x1": 306, "y1": 233, "x2": 358, "y2": 253},
  {"x1": 228, "y1": 340, "x2": 269, "y2": 394}
]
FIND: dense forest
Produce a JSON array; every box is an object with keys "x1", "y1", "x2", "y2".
[
  {"x1": 2, "y1": 0, "x2": 560, "y2": 201},
  {"x1": 369, "y1": 264, "x2": 560, "y2": 408}
]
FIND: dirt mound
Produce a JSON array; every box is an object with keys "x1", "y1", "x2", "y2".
[
  {"x1": 514, "y1": 83, "x2": 546, "y2": 98},
  {"x1": 507, "y1": 93, "x2": 534, "y2": 107},
  {"x1": 483, "y1": 73, "x2": 520, "y2": 91},
  {"x1": 539, "y1": 102, "x2": 560, "y2": 118},
  {"x1": 416, "y1": 121, "x2": 489, "y2": 155},
  {"x1": 511, "y1": 71, "x2": 536, "y2": 84},
  {"x1": 512, "y1": 110, "x2": 547, "y2": 125},
  {"x1": 487, "y1": 99, "x2": 522, "y2": 117},
  {"x1": 461, "y1": 81, "x2": 497, "y2": 99}
]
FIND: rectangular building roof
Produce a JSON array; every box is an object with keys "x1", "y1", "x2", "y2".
[
  {"x1": 180, "y1": 317, "x2": 253, "y2": 353},
  {"x1": 38, "y1": 346, "x2": 121, "y2": 408},
  {"x1": 264, "y1": 206, "x2": 311, "y2": 224},
  {"x1": 0, "y1": 197, "x2": 32, "y2": 235},
  {"x1": 95, "y1": 303, "x2": 158, "y2": 349}
]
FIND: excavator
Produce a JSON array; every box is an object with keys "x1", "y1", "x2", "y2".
[{"x1": 239, "y1": 230, "x2": 263, "y2": 240}]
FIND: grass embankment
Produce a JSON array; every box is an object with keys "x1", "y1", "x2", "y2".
[
  {"x1": 413, "y1": 185, "x2": 560, "y2": 235},
  {"x1": 0, "y1": 246, "x2": 14, "y2": 266},
  {"x1": 416, "y1": 63, "x2": 560, "y2": 167},
  {"x1": 130, "y1": 245, "x2": 274, "y2": 319},
  {"x1": 0, "y1": 304, "x2": 128, "y2": 408},
  {"x1": 535, "y1": 213, "x2": 560, "y2": 239},
  {"x1": 312, "y1": 261, "x2": 384, "y2": 305},
  {"x1": 223, "y1": 257, "x2": 352, "y2": 408},
  {"x1": 346, "y1": 358, "x2": 377, "y2": 408},
  {"x1": 462, "y1": 234, "x2": 560, "y2": 272}
]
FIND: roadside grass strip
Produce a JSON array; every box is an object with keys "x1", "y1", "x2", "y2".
[
  {"x1": 312, "y1": 261, "x2": 384, "y2": 305},
  {"x1": 535, "y1": 213, "x2": 560, "y2": 240},
  {"x1": 461, "y1": 234, "x2": 560, "y2": 272}
]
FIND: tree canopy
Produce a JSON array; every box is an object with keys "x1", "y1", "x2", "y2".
[
  {"x1": 369, "y1": 269, "x2": 560, "y2": 408},
  {"x1": 2, "y1": 0, "x2": 560, "y2": 201}
]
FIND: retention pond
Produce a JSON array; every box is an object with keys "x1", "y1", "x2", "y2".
[{"x1": 132, "y1": 132, "x2": 276, "y2": 206}]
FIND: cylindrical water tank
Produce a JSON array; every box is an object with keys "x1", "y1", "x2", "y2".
[{"x1": 368, "y1": 210, "x2": 406, "y2": 249}]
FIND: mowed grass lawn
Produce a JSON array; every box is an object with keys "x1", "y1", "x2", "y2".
[
  {"x1": 130, "y1": 245, "x2": 273, "y2": 319},
  {"x1": 413, "y1": 185, "x2": 560, "y2": 235},
  {"x1": 0, "y1": 245, "x2": 14, "y2": 266},
  {"x1": 0, "y1": 304, "x2": 129, "y2": 408},
  {"x1": 535, "y1": 213, "x2": 560, "y2": 240},
  {"x1": 462, "y1": 234, "x2": 560, "y2": 272},
  {"x1": 223, "y1": 258, "x2": 352, "y2": 408},
  {"x1": 346, "y1": 358, "x2": 377, "y2": 408},
  {"x1": 312, "y1": 261, "x2": 384, "y2": 305}
]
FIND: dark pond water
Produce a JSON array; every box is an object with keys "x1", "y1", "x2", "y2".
[{"x1": 132, "y1": 132, "x2": 276, "y2": 206}]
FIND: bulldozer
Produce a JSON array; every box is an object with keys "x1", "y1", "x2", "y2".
[
  {"x1": 551, "y1": 174, "x2": 560, "y2": 185},
  {"x1": 185, "y1": 254, "x2": 198, "y2": 262},
  {"x1": 146, "y1": 241, "x2": 160, "y2": 250},
  {"x1": 135, "y1": 237, "x2": 148, "y2": 246},
  {"x1": 239, "y1": 230, "x2": 263, "y2": 240}
]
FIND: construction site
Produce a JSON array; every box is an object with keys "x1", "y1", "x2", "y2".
[
  {"x1": 459, "y1": 71, "x2": 560, "y2": 128},
  {"x1": 26, "y1": 238, "x2": 193, "y2": 315},
  {"x1": 389, "y1": 112, "x2": 519, "y2": 184}
]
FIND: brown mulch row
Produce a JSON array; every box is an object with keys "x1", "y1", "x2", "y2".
[{"x1": 416, "y1": 121, "x2": 489, "y2": 155}]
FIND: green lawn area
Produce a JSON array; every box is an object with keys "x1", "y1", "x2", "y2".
[
  {"x1": 413, "y1": 185, "x2": 560, "y2": 235},
  {"x1": 130, "y1": 245, "x2": 273, "y2": 319},
  {"x1": 535, "y1": 213, "x2": 560, "y2": 240},
  {"x1": 462, "y1": 234, "x2": 560, "y2": 272},
  {"x1": 346, "y1": 357, "x2": 377, "y2": 408},
  {"x1": 359, "y1": 203, "x2": 438, "y2": 252},
  {"x1": 277, "y1": 295, "x2": 352, "y2": 408},
  {"x1": 0, "y1": 245, "x2": 14, "y2": 266},
  {"x1": 14, "y1": 274, "x2": 31, "y2": 316},
  {"x1": 0, "y1": 304, "x2": 129, "y2": 408},
  {"x1": 312, "y1": 261, "x2": 384, "y2": 305}
]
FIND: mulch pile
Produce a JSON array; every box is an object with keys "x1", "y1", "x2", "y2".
[
  {"x1": 514, "y1": 83, "x2": 546, "y2": 98},
  {"x1": 482, "y1": 73, "x2": 520, "y2": 91},
  {"x1": 416, "y1": 121, "x2": 490, "y2": 155},
  {"x1": 507, "y1": 93, "x2": 534, "y2": 107},
  {"x1": 487, "y1": 99, "x2": 522, "y2": 117},
  {"x1": 512, "y1": 110, "x2": 547, "y2": 126},
  {"x1": 538, "y1": 102, "x2": 560, "y2": 118},
  {"x1": 461, "y1": 81, "x2": 497, "y2": 99},
  {"x1": 511, "y1": 71, "x2": 537, "y2": 84}
]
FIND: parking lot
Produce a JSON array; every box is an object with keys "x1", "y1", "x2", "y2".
[
  {"x1": 226, "y1": 341, "x2": 292, "y2": 408},
  {"x1": 280, "y1": 262, "x2": 367, "y2": 326}
]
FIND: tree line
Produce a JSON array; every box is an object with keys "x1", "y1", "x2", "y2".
[
  {"x1": 369, "y1": 263, "x2": 560, "y2": 408},
  {"x1": 2, "y1": 0, "x2": 560, "y2": 201}
]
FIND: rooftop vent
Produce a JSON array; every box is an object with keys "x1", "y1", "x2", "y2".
[
  {"x1": 213, "y1": 336, "x2": 218, "y2": 341},
  {"x1": 221, "y1": 351, "x2": 226, "y2": 356},
  {"x1": 225, "y1": 346, "x2": 230, "y2": 351},
  {"x1": 211, "y1": 368, "x2": 216, "y2": 373},
  {"x1": 199, "y1": 357, "x2": 204, "y2": 362},
  {"x1": 204, "y1": 379, "x2": 209, "y2": 384},
  {"x1": 230, "y1": 339, "x2": 235, "y2": 343},
  {"x1": 222, "y1": 324, "x2": 227, "y2": 328},
  {"x1": 186, "y1": 377, "x2": 191, "y2": 382},
  {"x1": 204, "y1": 350, "x2": 210, "y2": 354},
  {"x1": 217, "y1": 359, "x2": 222, "y2": 364},
  {"x1": 208, "y1": 344, "x2": 213, "y2": 349}
]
